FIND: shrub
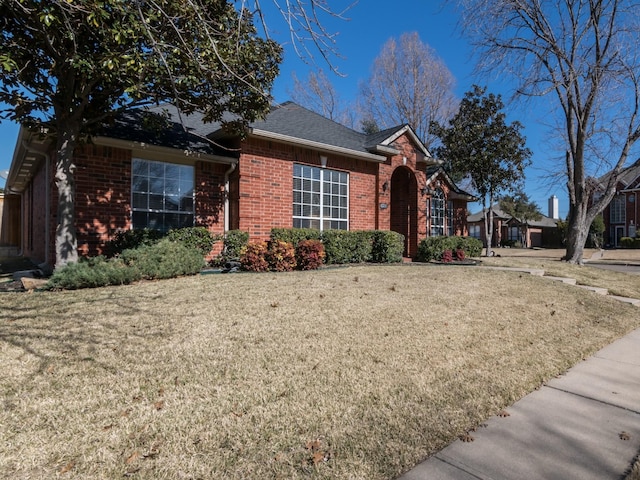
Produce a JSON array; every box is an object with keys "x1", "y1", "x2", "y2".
[
  {"x1": 121, "y1": 239, "x2": 204, "y2": 279},
  {"x1": 270, "y1": 228, "x2": 322, "y2": 246},
  {"x1": 455, "y1": 248, "x2": 466, "y2": 261},
  {"x1": 47, "y1": 256, "x2": 140, "y2": 290},
  {"x1": 167, "y1": 227, "x2": 219, "y2": 256},
  {"x1": 441, "y1": 249, "x2": 453, "y2": 263},
  {"x1": 416, "y1": 236, "x2": 482, "y2": 262},
  {"x1": 223, "y1": 230, "x2": 250, "y2": 259},
  {"x1": 370, "y1": 230, "x2": 404, "y2": 263},
  {"x1": 266, "y1": 240, "x2": 297, "y2": 272},
  {"x1": 321, "y1": 230, "x2": 373, "y2": 264},
  {"x1": 620, "y1": 237, "x2": 635, "y2": 248},
  {"x1": 296, "y1": 239, "x2": 326, "y2": 270},
  {"x1": 105, "y1": 228, "x2": 164, "y2": 257},
  {"x1": 240, "y1": 241, "x2": 270, "y2": 272}
]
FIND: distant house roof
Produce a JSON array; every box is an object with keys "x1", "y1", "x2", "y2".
[
  {"x1": 596, "y1": 158, "x2": 640, "y2": 191},
  {"x1": 467, "y1": 204, "x2": 558, "y2": 227}
]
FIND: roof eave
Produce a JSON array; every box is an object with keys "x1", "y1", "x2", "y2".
[
  {"x1": 249, "y1": 128, "x2": 387, "y2": 163},
  {"x1": 6, "y1": 126, "x2": 52, "y2": 193}
]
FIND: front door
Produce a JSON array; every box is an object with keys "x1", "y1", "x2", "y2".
[
  {"x1": 615, "y1": 226, "x2": 625, "y2": 247},
  {"x1": 390, "y1": 167, "x2": 418, "y2": 257}
]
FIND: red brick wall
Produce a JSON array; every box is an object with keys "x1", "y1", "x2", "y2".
[
  {"x1": 22, "y1": 161, "x2": 49, "y2": 264},
  {"x1": 235, "y1": 137, "x2": 379, "y2": 240}
]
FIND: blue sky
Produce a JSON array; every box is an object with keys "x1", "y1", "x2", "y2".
[{"x1": 0, "y1": 0, "x2": 568, "y2": 217}]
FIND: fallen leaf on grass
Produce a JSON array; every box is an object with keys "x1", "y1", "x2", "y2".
[
  {"x1": 125, "y1": 450, "x2": 140, "y2": 465},
  {"x1": 153, "y1": 400, "x2": 164, "y2": 411},
  {"x1": 58, "y1": 460, "x2": 75, "y2": 474},
  {"x1": 123, "y1": 467, "x2": 141, "y2": 477}
]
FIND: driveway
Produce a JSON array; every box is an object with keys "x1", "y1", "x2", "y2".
[{"x1": 587, "y1": 263, "x2": 640, "y2": 275}]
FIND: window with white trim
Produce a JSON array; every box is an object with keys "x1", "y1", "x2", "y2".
[
  {"x1": 131, "y1": 158, "x2": 195, "y2": 232},
  {"x1": 431, "y1": 189, "x2": 445, "y2": 236},
  {"x1": 610, "y1": 196, "x2": 626, "y2": 224},
  {"x1": 293, "y1": 164, "x2": 348, "y2": 230},
  {"x1": 469, "y1": 224, "x2": 481, "y2": 239}
]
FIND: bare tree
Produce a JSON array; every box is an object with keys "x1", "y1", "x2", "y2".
[
  {"x1": 288, "y1": 70, "x2": 356, "y2": 127},
  {"x1": 358, "y1": 32, "x2": 458, "y2": 149},
  {"x1": 456, "y1": 0, "x2": 640, "y2": 264}
]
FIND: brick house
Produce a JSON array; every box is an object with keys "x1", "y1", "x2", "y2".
[
  {"x1": 6, "y1": 102, "x2": 475, "y2": 268},
  {"x1": 597, "y1": 159, "x2": 640, "y2": 246}
]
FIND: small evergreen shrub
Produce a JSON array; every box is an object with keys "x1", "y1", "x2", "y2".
[
  {"x1": 270, "y1": 228, "x2": 321, "y2": 246},
  {"x1": 620, "y1": 237, "x2": 635, "y2": 248},
  {"x1": 121, "y1": 239, "x2": 204, "y2": 279},
  {"x1": 266, "y1": 240, "x2": 297, "y2": 272},
  {"x1": 223, "y1": 230, "x2": 250, "y2": 259},
  {"x1": 167, "y1": 227, "x2": 219, "y2": 256},
  {"x1": 296, "y1": 239, "x2": 326, "y2": 270},
  {"x1": 455, "y1": 248, "x2": 466, "y2": 261},
  {"x1": 370, "y1": 230, "x2": 404, "y2": 263},
  {"x1": 240, "y1": 241, "x2": 270, "y2": 272},
  {"x1": 441, "y1": 249, "x2": 453, "y2": 263},
  {"x1": 47, "y1": 256, "x2": 140, "y2": 290},
  {"x1": 105, "y1": 228, "x2": 164, "y2": 257},
  {"x1": 321, "y1": 230, "x2": 373, "y2": 264},
  {"x1": 416, "y1": 236, "x2": 482, "y2": 262}
]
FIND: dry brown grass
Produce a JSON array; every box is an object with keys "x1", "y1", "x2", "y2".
[
  {"x1": 480, "y1": 249, "x2": 640, "y2": 299},
  {"x1": 1, "y1": 265, "x2": 639, "y2": 479}
]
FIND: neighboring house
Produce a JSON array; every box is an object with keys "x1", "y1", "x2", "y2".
[
  {"x1": 6, "y1": 102, "x2": 475, "y2": 268},
  {"x1": 467, "y1": 204, "x2": 559, "y2": 248},
  {"x1": 596, "y1": 158, "x2": 640, "y2": 247}
]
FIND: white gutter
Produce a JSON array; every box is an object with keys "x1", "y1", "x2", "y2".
[
  {"x1": 249, "y1": 129, "x2": 387, "y2": 163},
  {"x1": 224, "y1": 162, "x2": 237, "y2": 233}
]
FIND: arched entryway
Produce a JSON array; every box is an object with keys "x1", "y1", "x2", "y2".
[{"x1": 390, "y1": 167, "x2": 418, "y2": 257}]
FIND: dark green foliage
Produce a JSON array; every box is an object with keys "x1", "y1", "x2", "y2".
[
  {"x1": 321, "y1": 230, "x2": 373, "y2": 264},
  {"x1": 120, "y1": 239, "x2": 204, "y2": 279},
  {"x1": 47, "y1": 256, "x2": 140, "y2": 290},
  {"x1": 620, "y1": 237, "x2": 640, "y2": 249},
  {"x1": 270, "y1": 228, "x2": 322, "y2": 246},
  {"x1": 223, "y1": 230, "x2": 250, "y2": 259},
  {"x1": 416, "y1": 236, "x2": 482, "y2": 262},
  {"x1": 106, "y1": 229, "x2": 165, "y2": 257},
  {"x1": 295, "y1": 240, "x2": 326, "y2": 270},
  {"x1": 240, "y1": 241, "x2": 270, "y2": 272},
  {"x1": 265, "y1": 240, "x2": 297, "y2": 272},
  {"x1": 167, "y1": 227, "x2": 219, "y2": 256},
  {"x1": 370, "y1": 230, "x2": 404, "y2": 263}
]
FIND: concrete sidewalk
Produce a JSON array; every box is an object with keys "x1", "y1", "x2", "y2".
[{"x1": 398, "y1": 328, "x2": 640, "y2": 480}]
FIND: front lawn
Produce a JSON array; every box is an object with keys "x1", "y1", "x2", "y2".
[{"x1": 1, "y1": 265, "x2": 639, "y2": 479}]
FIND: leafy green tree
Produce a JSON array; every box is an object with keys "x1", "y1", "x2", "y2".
[
  {"x1": 0, "y1": 0, "x2": 282, "y2": 268},
  {"x1": 431, "y1": 85, "x2": 531, "y2": 256},
  {"x1": 456, "y1": 0, "x2": 640, "y2": 264},
  {"x1": 588, "y1": 214, "x2": 605, "y2": 248},
  {"x1": 499, "y1": 191, "x2": 542, "y2": 248}
]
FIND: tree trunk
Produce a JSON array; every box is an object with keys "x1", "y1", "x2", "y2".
[
  {"x1": 563, "y1": 201, "x2": 592, "y2": 264},
  {"x1": 54, "y1": 124, "x2": 80, "y2": 269},
  {"x1": 483, "y1": 199, "x2": 493, "y2": 257}
]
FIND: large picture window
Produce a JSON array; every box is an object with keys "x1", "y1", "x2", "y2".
[
  {"x1": 131, "y1": 158, "x2": 194, "y2": 232},
  {"x1": 610, "y1": 196, "x2": 626, "y2": 224},
  {"x1": 293, "y1": 164, "x2": 348, "y2": 230},
  {"x1": 431, "y1": 189, "x2": 445, "y2": 236}
]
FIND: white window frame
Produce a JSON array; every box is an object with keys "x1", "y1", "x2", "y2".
[
  {"x1": 431, "y1": 189, "x2": 445, "y2": 236},
  {"x1": 131, "y1": 158, "x2": 195, "y2": 232},
  {"x1": 293, "y1": 163, "x2": 349, "y2": 231},
  {"x1": 469, "y1": 224, "x2": 481, "y2": 239},
  {"x1": 610, "y1": 195, "x2": 626, "y2": 224}
]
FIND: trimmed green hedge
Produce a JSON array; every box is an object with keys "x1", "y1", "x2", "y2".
[
  {"x1": 47, "y1": 256, "x2": 140, "y2": 290},
  {"x1": 416, "y1": 236, "x2": 483, "y2": 262},
  {"x1": 120, "y1": 239, "x2": 204, "y2": 279},
  {"x1": 166, "y1": 227, "x2": 219, "y2": 256},
  {"x1": 620, "y1": 237, "x2": 640, "y2": 249},
  {"x1": 270, "y1": 228, "x2": 405, "y2": 264}
]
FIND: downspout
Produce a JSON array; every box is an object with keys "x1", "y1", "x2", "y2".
[{"x1": 223, "y1": 162, "x2": 237, "y2": 233}]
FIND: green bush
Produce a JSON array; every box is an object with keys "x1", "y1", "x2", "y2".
[
  {"x1": 415, "y1": 236, "x2": 482, "y2": 262},
  {"x1": 166, "y1": 227, "x2": 219, "y2": 256},
  {"x1": 121, "y1": 239, "x2": 204, "y2": 279},
  {"x1": 105, "y1": 228, "x2": 164, "y2": 257},
  {"x1": 370, "y1": 230, "x2": 404, "y2": 263},
  {"x1": 321, "y1": 230, "x2": 373, "y2": 264},
  {"x1": 296, "y1": 239, "x2": 326, "y2": 270},
  {"x1": 223, "y1": 230, "x2": 250, "y2": 259},
  {"x1": 240, "y1": 241, "x2": 270, "y2": 272},
  {"x1": 620, "y1": 237, "x2": 639, "y2": 249},
  {"x1": 47, "y1": 256, "x2": 140, "y2": 290},
  {"x1": 266, "y1": 240, "x2": 297, "y2": 272},
  {"x1": 270, "y1": 228, "x2": 322, "y2": 246}
]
